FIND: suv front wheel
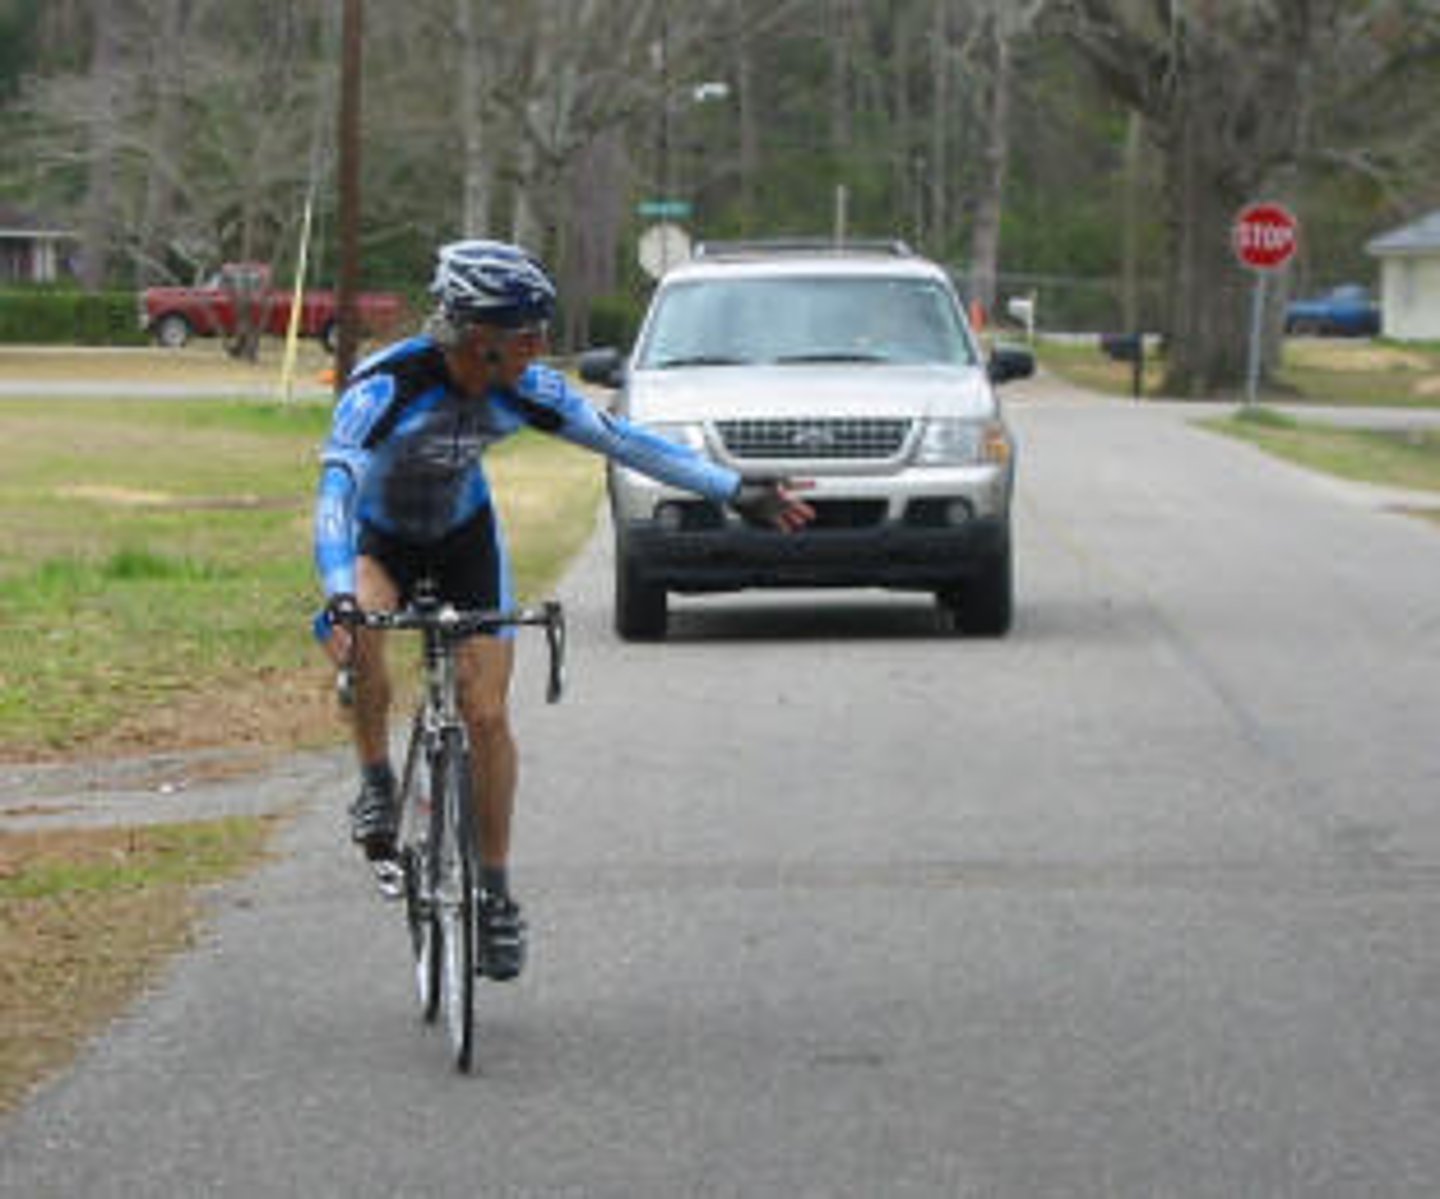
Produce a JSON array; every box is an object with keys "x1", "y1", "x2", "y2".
[
  {"x1": 937, "y1": 538, "x2": 1013, "y2": 637},
  {"x1": 615, "y1": 548, "x2": 668, "y2": 640}
]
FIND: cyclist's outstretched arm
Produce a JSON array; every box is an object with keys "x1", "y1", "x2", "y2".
[
  {"x1": 514, "y1": 365, "x2": 738, "y2": 499},
  {"x1": 514, "y1": 366, "x2": 814, "y2": 529}
]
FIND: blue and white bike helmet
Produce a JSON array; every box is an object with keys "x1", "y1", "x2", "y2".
[{"x1": 429, "y1": 239, "x2": 556, "y2": 328}]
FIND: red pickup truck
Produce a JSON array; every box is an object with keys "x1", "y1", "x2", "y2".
[{"x1": 140, "y1": 263, "x2": 408, "y2": 351}]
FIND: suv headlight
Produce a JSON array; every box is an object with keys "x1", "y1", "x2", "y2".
[
  {"x1": 646, "y1": 421, "x2": 708, "y2": 454},
  {"x1": 914, "y1": 418, "x2": 1012, "y2": 466}
]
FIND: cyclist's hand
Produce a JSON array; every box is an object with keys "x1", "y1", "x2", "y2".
[
  {"x1": 326, "y1": 592, "x2": 362, "y2": 628},
  {"x1": 316, "y1": 593, "x2": 360, "y2": 666},
  {"x1": 730, "y1": 479, "x2": 815, "y2": 533}
]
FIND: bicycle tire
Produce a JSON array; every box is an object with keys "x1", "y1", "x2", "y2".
[
  {"x1": 434, "y1": 728, "x2": 476, "y2": 1072},
  {"x1": 397, "y1": 719, "x2": 440, "y2": 1023},
  {"x1": 402, "y1": 843, "x2": 440, "y2": 1023}
]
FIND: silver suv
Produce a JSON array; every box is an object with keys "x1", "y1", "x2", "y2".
[{"x1": 579, "y1": 240, "x2": 1033, "y2": 640}]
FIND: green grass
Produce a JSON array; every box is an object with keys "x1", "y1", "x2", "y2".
[
  {"x1": 0, "y1": 396, "x2": 602, "y2": 755},
  {"x1": 1273, "y1": 340, "x2": 1440, "y2": 408},
  {"x1": 1031, "y1": 337, "x2": 1166, "y2": 397},
  {"x1": 0, "y1": 818, "x2": 270, "y2": 899},
  {"x1": 1205, "y1": 405, "x2": 1440, "y2": 494},
  {"x1": 0, "y1": 816, "x2": 281, "y2": 1114},
  {"x1": 1037, "y1": 336, "x2": 1440, "y2": 407}
]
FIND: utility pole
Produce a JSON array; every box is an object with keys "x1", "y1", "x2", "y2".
[{"x1": 335, "y1": 0, "x2": 363, "y2": 395}]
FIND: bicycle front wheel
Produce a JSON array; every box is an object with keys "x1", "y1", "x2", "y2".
[
  {"x1": 398, "y1": 717, "x2": 440, "y2": 1023},
  {"x1": 402, "y1": 843, "x2": 440, "y2": 1023},
  {"x1": 434, "y1": 729, "x2": 476, "y2": 1072}
]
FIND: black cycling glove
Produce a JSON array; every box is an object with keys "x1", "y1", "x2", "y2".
[
  {"x1": 318, "y1": 592, "x2": 361, "y2": 635},
  {"x1": 729, "y1": 480, "x2": 792, "y2": 527}
]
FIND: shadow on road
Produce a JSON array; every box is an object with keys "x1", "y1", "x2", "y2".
[{"x1": 662, "y1": 595, "x2": 955, "y2": 642}]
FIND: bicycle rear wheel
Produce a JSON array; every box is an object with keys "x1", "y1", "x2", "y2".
[{"x1": 434, "y1": 728, "x2": 476, "y2": 1072}]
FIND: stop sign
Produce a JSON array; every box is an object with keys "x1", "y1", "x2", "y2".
[{"x1": 1233, "y1": 202, "x2": 1299, "y2": 271}]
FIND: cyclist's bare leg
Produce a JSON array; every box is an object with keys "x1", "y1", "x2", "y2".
[
  {"x1": 350, "y1": 555, "x2": 400, "y2": 766},
  {"x1": 455, "y1": 635, "x2": 517, "y2": 872}
]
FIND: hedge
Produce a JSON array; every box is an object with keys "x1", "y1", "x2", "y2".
[{"x1": 0, "y1": 290, "x2": 148, "y2": 345}]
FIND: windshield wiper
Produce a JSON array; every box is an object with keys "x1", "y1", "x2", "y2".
[
  {"x1": 773, "y1": 351, "x2": 891, "y2": 364},
  {"x1": 651, "y1": 354, "x2": 750, "y2": 369}
]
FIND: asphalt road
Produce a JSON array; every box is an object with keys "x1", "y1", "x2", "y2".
[{"x1": 5, "y1": 379, "x2": 1440, "y2": 1197}]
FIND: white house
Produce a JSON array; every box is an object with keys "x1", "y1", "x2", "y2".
[
  {"x1": 0, "y1": 204, "x2": 75, "y2": 284},
  {"x1": 1366, "y1": 209, "x2": 1440, "y2": 341}
]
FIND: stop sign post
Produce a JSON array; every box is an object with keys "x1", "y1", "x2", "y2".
[{"x1": 1233, "y1": 201, "x2": 1300, "y2": 404}]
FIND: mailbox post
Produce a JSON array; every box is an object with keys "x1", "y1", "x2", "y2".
[{"x1": 1100, "y1": 331, "x2": 1145, "y2": 400}]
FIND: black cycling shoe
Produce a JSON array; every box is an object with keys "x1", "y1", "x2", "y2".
[
  {"x1": 476, "y1": 892, "x2": 527, "y2": 982},
  {"x1": 349, "y1": 779, "x2": 398, "y2": 862}
]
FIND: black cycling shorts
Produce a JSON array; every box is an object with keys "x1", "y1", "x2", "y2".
[{"x1": 357, "y1": 506, "x2": 509, "y2": 627}]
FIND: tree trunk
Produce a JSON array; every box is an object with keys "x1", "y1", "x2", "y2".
[
  {"x1": 1160, "y1": 94, "x2": 1257, "y2": 397},
  {"x1": 732, "y1": 0, "x2": 758, "y2": 234},
  {"x1": 1120, "y1": 109, "x2": 1143, "y2": 333},
  {"x1": 828, "y1": 0, "x2": 854, "y2": 155},
  {"x1": 891, "y1": 14, "x2": 918, "y2": 244},
  {"x1": 510, "y1": 140, "x2": 544, "y2": 251},
  {"x1": 968, "y1": 16, "x2": 1011, "y2": 318},
  {"x1": 455, "y1": 0, "x2": 492, "y2": 236},
  {"x1": 927, "y1": 0, "x2": 951, "y2": 247},
  {"x1": 137, "y1": 0, "x2": 192, "y2": 284},
  {"x1": 80, "y1": 0, "x2": 119, "y2": 290}
]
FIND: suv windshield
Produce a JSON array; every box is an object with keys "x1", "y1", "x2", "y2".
[{"x1": 636, "y1": 276, "x2": 977, "y2": 370}]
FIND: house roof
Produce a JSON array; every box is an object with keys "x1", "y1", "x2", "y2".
[
  {"x1": 1367, "y1": 209, "x2": 1440, "y2": 257},
  {"x1": 0, "y1": 202, "x2": 74, "y2": 240}
]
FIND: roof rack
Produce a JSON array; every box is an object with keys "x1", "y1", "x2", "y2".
[{"x1": 692, "y1": 238, "x2": 914, "y2": 259}]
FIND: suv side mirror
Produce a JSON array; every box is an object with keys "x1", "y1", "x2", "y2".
[
  {"x1": 578, "y1": 347, "x2": 625, "y2": 389},
  {"x1": 988, "y1": 345, "x2": 1035, "y2": 385}
]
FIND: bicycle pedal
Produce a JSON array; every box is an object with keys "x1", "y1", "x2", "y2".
[{"x1": 371, "y1": 859, "x2": 405, "y2": 901}]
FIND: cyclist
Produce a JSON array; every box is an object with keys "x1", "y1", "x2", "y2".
[{"x1": 312, "y1": 239, "x2": 812, "y2": 981}]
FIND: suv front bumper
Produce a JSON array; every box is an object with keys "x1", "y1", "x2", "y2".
[{"x1": 618, "y1": 513, "x2": 1009, "y2": 592}]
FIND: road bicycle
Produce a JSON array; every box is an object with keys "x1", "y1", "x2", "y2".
[{"x1": 337, "y1": 582, "x2": 565, "y2": 1072}]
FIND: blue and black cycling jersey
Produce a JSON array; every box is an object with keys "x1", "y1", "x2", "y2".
[{"x1": 313, "y1": 335, "x2": 740, "y2": 599}]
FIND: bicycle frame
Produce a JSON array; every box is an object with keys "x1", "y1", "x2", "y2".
[
  {"x1": 348, "y1": 582, "x2": 565, "y2": 876},
  {"x1": 334, "y1": 582, "x2": 565, "y2": 1070}
]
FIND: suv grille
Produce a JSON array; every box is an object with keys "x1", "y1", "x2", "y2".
[{"x1": 716, "y1": 418, "x2": 911, "y2": 461}]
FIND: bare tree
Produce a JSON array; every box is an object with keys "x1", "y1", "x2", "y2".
[
  {"x1": 452, "y1": 0, "x2": 495, "y2": 237},
  {"x1": 966, "y1": 0, "x2": 1048, "y2": 318},
  {"x1": 1053, "y1": 0, "x2": 1440, "y2": 396},
  {"x1": 133, "y1": 0, "x2": 199, "y2": 284},
  {"x1": 8, "y1": 0, "x2": 1435, "y2": 365},
  {"x1": 78, "y1": 0, "x2": 120, "y2": 290},
  {"x1": 19, "y1": 0, "x2": 331, "y2": 295}
]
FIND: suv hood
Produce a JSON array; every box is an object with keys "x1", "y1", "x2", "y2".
[{"x1": 624, "y1": 363, "x2": 998, "y2": 424}]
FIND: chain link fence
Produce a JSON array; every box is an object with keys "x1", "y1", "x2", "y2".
[{"x1": 951, "y1": 269, "x2": 1170, "y2": 336}]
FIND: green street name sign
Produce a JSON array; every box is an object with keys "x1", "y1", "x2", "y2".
[{"x1": 637, "y1": 199, "x2": 693, "y2": 219}]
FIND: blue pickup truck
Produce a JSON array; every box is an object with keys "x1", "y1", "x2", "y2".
[{"x1": 1284, "y1": 284, "x2": 1381, "y2": 337}]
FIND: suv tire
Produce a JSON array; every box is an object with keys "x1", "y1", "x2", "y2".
[
  {"x1": 939, "y1": 538, "x2": 1013, "y2": 637},
  {"x1": 615, "y1": 549, "x2": 667, "y2": 640}
]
